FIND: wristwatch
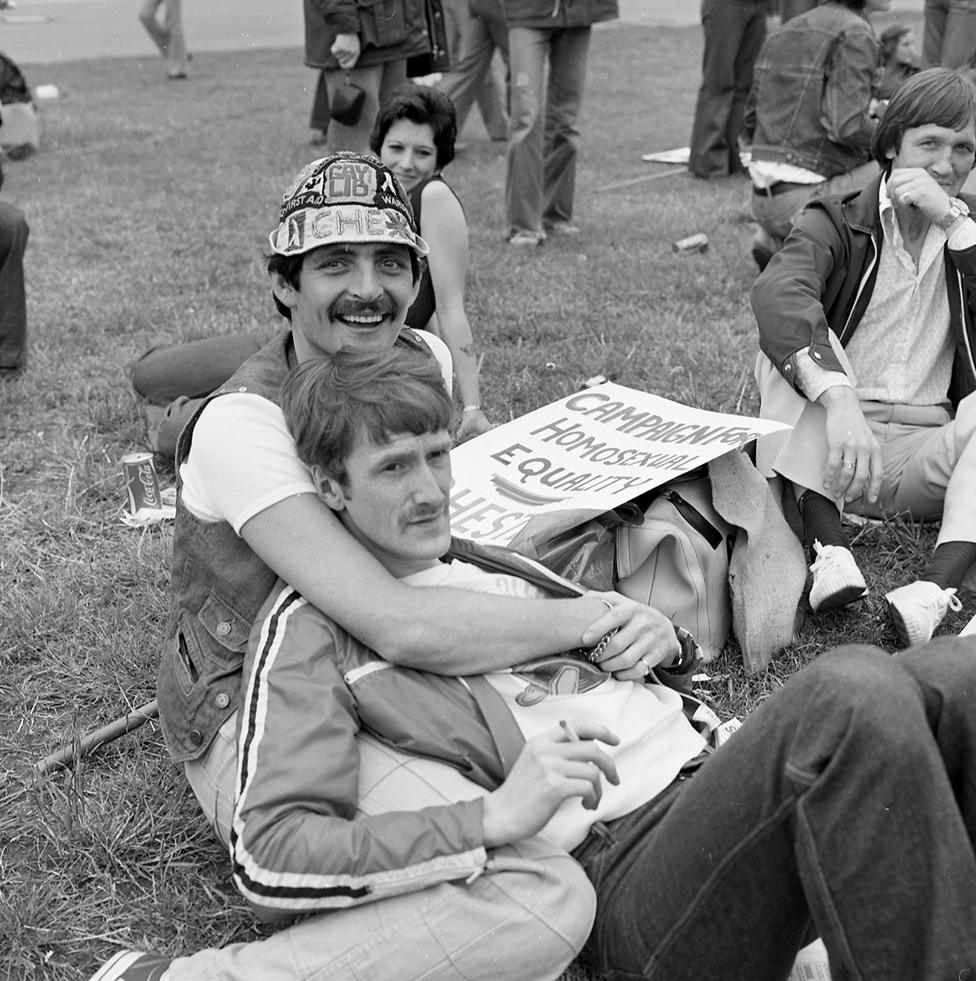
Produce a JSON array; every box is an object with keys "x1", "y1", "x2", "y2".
[{"x1": 936, "y1": 198, "x2": 968, "y2": 231}]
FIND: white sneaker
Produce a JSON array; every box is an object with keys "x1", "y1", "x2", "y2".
[
  {"x1": 886, "y1": 581, "x2": 963, "y2": 648},
  {"x1": 508, "y1": 230, "x2": 543, "y2": 247},
  {"x1": 808, "y1": 541, "x2": 867, "y2": 612}
]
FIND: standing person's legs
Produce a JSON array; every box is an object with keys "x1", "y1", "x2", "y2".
[
  {"x1": 139, "y1": 0, "x2": 170, "y2": 56},
  {"x1": 932, "y1": 0, "x2": 976, "y2": 67},
  {"x1": 689, "y1": 0, "x2": 750, "y2": 179},
  {"x1": 0, "y1": 200, "x2": 29, "y2": 373},
  {"x1": 309, "y1": 71, "x2": 331, "y2": 139},
  {"x1": 439, "y1": 1, "x2": 507, "y2": 138},
  {"x1": 506, "y1": 26, "x2": 550, "y2": 242},
  {"x1": 162, "y1": 0, "x2": 188, "y2": 77},
  {"x1": 923, "y1": 0, "x2": 949, "y2": 65},
  {"x1": 540, "y1": 26, "x2": 591, "y2": 230},
  {"x1": 574, "y1": 642, "x2": 976, "y2": 980},
  {"x1": 728, "y1": 2, "x2": 765, "y2": 158},
  {"x1": 326, "y1": 61, "x2": 407, "y2": 154}
]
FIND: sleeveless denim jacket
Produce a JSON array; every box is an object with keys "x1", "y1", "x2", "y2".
[{"x1": 156, "y1": 328, "x2": 430, "y2": 762}]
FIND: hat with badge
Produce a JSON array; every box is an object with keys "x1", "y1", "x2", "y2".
[{"x1": 269, "y1": 152, "x2": 429, "y2": 258}]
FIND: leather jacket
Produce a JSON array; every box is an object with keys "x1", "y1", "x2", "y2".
[{"x1": 752, "y1": 175, "x2": 976, "y2": 407}]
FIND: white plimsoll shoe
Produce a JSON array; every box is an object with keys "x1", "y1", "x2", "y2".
[
  {"x1": 808, "y1": 541, "x2": 867, "y2": 612},
  {"x1": 885, "y1": 581, "x2": 963, "y2": 648}
]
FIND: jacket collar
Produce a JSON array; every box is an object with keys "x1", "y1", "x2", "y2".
[{"x1": 842, "y1": 173, "x2": 884, "y2": 235}]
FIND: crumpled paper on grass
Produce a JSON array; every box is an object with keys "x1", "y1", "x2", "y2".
[{"x1": 120, "y1": 486, "x2": 176, "y2": 527}]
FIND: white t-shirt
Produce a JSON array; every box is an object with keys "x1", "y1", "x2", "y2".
[
  {"x1": 404, "y1": 560, "x2": 707, "y2": 851},
  {"x1": 180, "y1": 330, "x2": 453, "y2": 532}
]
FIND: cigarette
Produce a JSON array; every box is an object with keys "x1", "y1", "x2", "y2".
[{"x1": 559, "y1": 719, "x2": 580, "y2": 742}]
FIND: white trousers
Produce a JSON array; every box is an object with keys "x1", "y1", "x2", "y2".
[
  {"x1": 755, "y1": 347, "x2": 976, "y2": 548},
  {"x1": 177, "y1": 714, "x2": 595, "y2": 981}
]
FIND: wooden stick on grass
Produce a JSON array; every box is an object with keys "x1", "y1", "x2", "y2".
[{"x1": 35, "y1": 699, "x2": 160, "y2": 776}]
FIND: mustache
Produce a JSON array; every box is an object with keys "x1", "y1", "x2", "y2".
[
  {"x1": 406, "y1": 502, "x2": 446, "y2": 522},
  {"x1": 330, "y1": 296, "x2": 397, "y2": 320}
]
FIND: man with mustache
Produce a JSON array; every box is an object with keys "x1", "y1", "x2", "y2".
[
  {"x1": 753, "y1": 68, "x2": 976, "y2": 645},
  {"x1": 100, "y1": 343, "x2": 976, "y2": 980},
  {"x1": 93, "y1": 151, "x2": 673, "y2": 981}
]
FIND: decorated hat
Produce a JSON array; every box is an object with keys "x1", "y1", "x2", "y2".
[{"x1": 268, "y1": 152, "x2": 429, "y2": 258}]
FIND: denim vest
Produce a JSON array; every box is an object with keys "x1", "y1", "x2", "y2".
[
  {"x1": 156, "y1": 327, "x2": 432, "y2": 762},
  {"x1": 748, "y1": 3, "x2": 878, "y2": 178}
]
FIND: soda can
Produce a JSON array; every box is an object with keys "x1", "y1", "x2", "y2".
[
  {"x1": 122, "y1": 451, "x2": 162, "y2": 514},
  {"x1": 672, "y1": 233, "x2": 709, "y2": 254}
]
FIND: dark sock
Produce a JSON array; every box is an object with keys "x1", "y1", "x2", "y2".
[
  {"x1": 921, "y1": 541, "x2": 976, "y2": 590},
  {"x1": 798, "y1": 490, "x2": 849, "y2": 558}
]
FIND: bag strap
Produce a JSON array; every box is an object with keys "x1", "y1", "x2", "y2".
[{"x1": 462, "y1": 675, "x2": 526, "y2": 776}]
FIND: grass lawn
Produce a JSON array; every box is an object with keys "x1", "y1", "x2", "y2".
[{"x1": 1, "y1": 9, "x2": 964, "y2": 980}]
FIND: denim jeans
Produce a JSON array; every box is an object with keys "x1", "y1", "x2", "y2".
[
  {"x1": 688, "y1": 0, "x2": 766, "y2": 179},
  {"x1": 573, "y1": 642, "x2": 976, "y2": 980},
  {"x1": 505, "y1": 25, "x2": 591, "y2": 237},
  {"x1": 439, "y1": 0, "x2": 508, "y2": 139},
  {"x1": 750, "y1": 160, "x2": 879, "y2": 245},
  {"x1": 130, "y1": 328, "x2": 274, "y2": 458},
  {"x1": 177, "y1": 717, "x2": 596, "y2": 981},
  {"x1": 0, "y1": 200, "x2": 29, "y2": 371},
  {"x1": 139, "y1": 0, "x2": 188, "y2": 75},
  {"x1": 923, "y1": 0, "x2": 976, "y2": 68}
]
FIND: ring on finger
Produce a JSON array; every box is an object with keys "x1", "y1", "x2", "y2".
[
  {"x1": 841, "y1": 460, "x2": 854, "y2": 470},
  {"x1": 639, "y1": 656, "x2": 651, "y2": 675}
]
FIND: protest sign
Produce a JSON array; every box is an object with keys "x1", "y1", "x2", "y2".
[{"x1": 449, "y1": 382, "x2": 789, "y2": 547}]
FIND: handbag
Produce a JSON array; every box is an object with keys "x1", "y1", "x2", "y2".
[
  {"x1": 613, "y1": 476, "x2": 733, "y2": 663},
  {"x1": 329, "y1": 73, "x2": 366, "y2": 126},
  {"x1": 514, "y1": 470, "x2": 734, "y2": 663}
]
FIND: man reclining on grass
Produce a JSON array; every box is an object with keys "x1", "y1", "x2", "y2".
[
  {"x1": 98, "y1": 151, "x2": 672, "y2": 981},
  {"x1": 94, "y1": 343, "x2": 976, "y2": 981}
]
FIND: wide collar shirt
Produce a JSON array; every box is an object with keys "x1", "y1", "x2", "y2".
[{"x1": 841, "y1": 179, "x2": 959, "y2": 406}]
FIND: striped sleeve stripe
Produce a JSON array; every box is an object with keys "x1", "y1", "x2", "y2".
[{"x1": 229, "y1": 585, "x2": 486, "y2": 911}]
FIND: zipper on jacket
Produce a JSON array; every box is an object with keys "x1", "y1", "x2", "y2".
[{"x1": 839, "y1": 232, "x2": 878, "y2": 343}]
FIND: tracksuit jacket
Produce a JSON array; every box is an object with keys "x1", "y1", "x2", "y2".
[
  {"x1": 751, "y1": 175, "x2": 976, "y2": 407},
  {"x1": 231, "y1": 538, "x2": 703, "y2": 921}
]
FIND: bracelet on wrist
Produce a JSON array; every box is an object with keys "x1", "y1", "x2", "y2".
[{"x1": 462, "y1": 405, "x2": 481, "y2": 414}]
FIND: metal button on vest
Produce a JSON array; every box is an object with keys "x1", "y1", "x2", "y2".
[
  {"x1": 189, "y1": 729, "x2": 203, "y2": 745},
  {"x1": 216, "y1": 621, "x2": 232, "y2": 637},
  {"x1": 214, "y1": 692, "x2": 230, "y2": 709}
]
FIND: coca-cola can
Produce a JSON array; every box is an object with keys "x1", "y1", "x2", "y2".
[
  {"x1": 672, "y1": 233, "x2": 709, "y2": 254},
  {"x1": 122, "y1": 451, "x2": 162, "y2": 514}
]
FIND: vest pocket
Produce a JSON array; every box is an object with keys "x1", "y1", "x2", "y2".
[{"x1": 198, "y1": 591, "x2": 252, "y2": 651}]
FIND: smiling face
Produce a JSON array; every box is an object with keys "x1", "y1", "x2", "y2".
[
  {"x1": 379, "y1": 119, "x2": 439, "y2": 194},
  {"x1": 272, "y1": 242, "x2": 419, "y2": 361},
  {"x1": 894, "y1": 30, "x2": 917, "y2": 66},
  {"x1": 314, "y1": 427, "x2": 453, "y2": 578},
  {"x1": 888, "y1": 121, "x2": 976, "y2": 196}
]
